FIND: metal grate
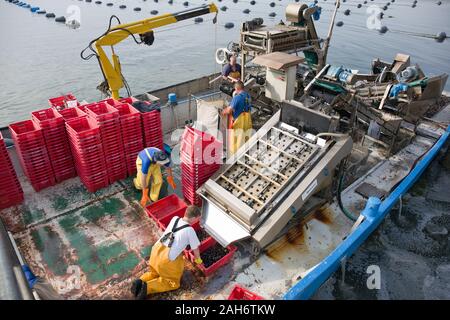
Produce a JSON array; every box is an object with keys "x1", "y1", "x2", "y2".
[{"x1": 216, "y1": 125, "x2": 319, "y2": 215}]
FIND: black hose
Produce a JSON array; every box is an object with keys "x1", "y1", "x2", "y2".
[{"x1": 337, "y1": 159, "x2": 358, "y2": 222}]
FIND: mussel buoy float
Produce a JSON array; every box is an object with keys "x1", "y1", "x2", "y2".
[
  {"x1": 150, "y1": 10, "x2": 158, "y2": 15},
  {"x1": 379, "y1": 26, "x2": 388, "y2": 34},
  {"x1": 383, "y1": 5, "x2": 388, "y2": 10},
  {"x1": 436, "y1": 32, "x2": 446, "y2": 43},
  {"x1": 194, "y1": 17, "x2": 203, "y2": 23},
  {"x1": 233, "y1": 0, "x2": 238, "y2": 3},
  {"x1": 183, "y1": 1, "x2": 188, "y2": 6},
  {"x1": 86, "y1": 0, "x2": 92, "y2": 2},
  {"x1": 119, "y1": 5, "x2": 126, "y2": 9},
  {"x1": 220, "y1": 6, "x2": 227, "y2": 11},
  {"x1": 344, "y1": 9, "x2": 350, "y2": 16},
  {"x1": 30, "y1": 6, "x2": 39, "y2": 12},
  {"x1": 45, "y1": 13, "x2": 55, "y2": 18},
  {"x1": 437, "y1": 1, "x2": 442, "y2": 5},
  {"x1": 168, "y1": 0, "x2": 173, "y2": 3},
  {"x1": 95, "y1": 1, "x2": 101, "y2": 4},
  {"x1": 268, "y1": 12, "x2": 276, "y2": 17},
  {"x1": 106, "y1": 3, "x2": 113, "y2": 6},
  {"x1": 250, "y1": 0, "x2": 255, "y2": 4},
  {"x1": 412, "y1": 4, "x2": 416, "y2": 8},
  {"x1": 336, "y1": 21, "x2": 344, "y2": 27},
  {"x1": 154, "y1": 0, "x2": 158, "y2": 2},
  {"x1": 269, "y1": 2, "x2": 275, "y2": 7},
  {"x1": 224, "y1": 22, "x2": 234, "y2": 29},
  {"x1": 243, "y1": 9, "x2": 250, "y2": 14},
  {"x1": 55, "y1": 16, "x2": 66, "y2": 23},
  {"x1": 134, "y1": 7, "x2": 141, "y2": 11},
  {"x1": 37, "y1": 10, "x2": 46, "y2": 14},
  {"x1": 357, "y1": 4, "x2": 362, "y2": 8}
]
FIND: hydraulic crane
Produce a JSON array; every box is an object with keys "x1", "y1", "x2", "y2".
[{"x1": 81, "y1": 4, "x2": 219, "y2": 99}]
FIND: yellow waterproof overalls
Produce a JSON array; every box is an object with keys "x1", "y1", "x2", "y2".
[
  {"x1": 133, "y1": 149, "x2": 163, "y2": 202},
  {"x1": 228, "y1": 94, "x2": 252, "y2": 156},
  {"x1": 229, "y1": 68, "x2": 241, "y2": 80},
  {"x1": 140, "y1": 219, "x2": 187, "y2": 295}
]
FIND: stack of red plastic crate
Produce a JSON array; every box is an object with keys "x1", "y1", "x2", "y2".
[
  {"x1": 32, "y1": 108, "x2": 76, "y2": 183},
  {"x1": 85, "y1": 102, "x2": 127, "y2": 183},
  {"x1": 114, "y1": 103, "x2": 144, "y2": 176},
  {"x1": 48, "y1": 94, "x2": 79, "y2": 109},
  {"x1": 0, "y1": 133, "x2": 24, "y2": 209},
  {"x1": 142, "y1": 110, "x2": 163, "y2": 150},
  {"x1": 9, "y1": 120, "x2": 56, "y2": 192},
  {"x1": 180, "y1": 127, "x2": 222, "y2": 206},
  {"x1": 65, "y1": 117, "x2": 108, "y2": 192}
]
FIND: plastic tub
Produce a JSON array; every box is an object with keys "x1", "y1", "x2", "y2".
[
  {"x1": 188, "y1": 237, "x2": 237, "y2": 277},
  {"x1": 145, "y1": 194, "x2": 187, "y2": 222},
  {"x1": 227, "y1": 285, "x2": 264, "y2": 300}
]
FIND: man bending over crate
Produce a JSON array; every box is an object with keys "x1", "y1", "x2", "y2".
[
  {"x1": 131, "y1": 205, "x2": 203, "y2": 299},
  {"x1": 133, "y1": 147, "x2": 177, "y2": 206}
]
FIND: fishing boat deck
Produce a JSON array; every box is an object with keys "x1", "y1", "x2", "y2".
[{"x1": 1, "y1": 117, "x2": 447, "y2": 300}]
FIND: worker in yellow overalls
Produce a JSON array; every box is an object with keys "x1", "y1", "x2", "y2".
[
  {"x1": 130, "y1": 206, "x2": 203, "y2": 299},
  {"x1": 133, "y1": 147, "x2": 177, "y2": 206},
  {"x1": 222, "y1": 55, "x2": 242, "y2": 83},
  {"x1": 222, "y1": 80, "x2": 253, "y2": 156}
]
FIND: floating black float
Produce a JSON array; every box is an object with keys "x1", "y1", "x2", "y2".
[
  {"x1": 336, "y1": 21, "x2": 344, "y2": 27},
  {"x1": 250, "y1": 0, "x2": 255, "y2": 5},
  {"x1": 55, "y1": 16, "x2": 66, "y2": 23},
  {"x1": 379, "y1": 26, "x2": 388, "y2": 34},
  {"x1": 357, "y1": 4, "x2": 362, "y2": 8},
  {"x1": 436, "y1": 32, "x2": 446, "y2": 43},
  {"x1": 86, "y1": 0, "x2": 92, "y2": 3},
  {"x1": 150, "y1": 10, "x2": 158, "y2": 15},
  {"x1": 134, "y1": 7, "x2": 141, "y2": 11},
  {"x1": 106, "y1": 2, "x2": 113, "y2": 6},
  {"x1": 220, "y1": 6, "x2": 227, "y2": 11},
  {"x1": 243, "y1": 9, "x2": 250, "y2": 14},
  {"x1": 45, "y1": 13, "x2": 55, "y2": 18},
  {"x1": 119, "y1": 5, "x2": 126, "y2": 9},
  {"x1": 194, "y1": 17, "x2": 203, "y2": 23},
  {"x1": 183, "y1": 1, "x2": 189, "y2": 6},
  {"x1": 269, "y1": 2, "x2": 275, "y2": 7},
  {"x1": 268, "y1": 12, "x2": 276, "y2": 17},
  {"x1": 233, "y1": 0, "x2": 238, "y2": 3},
  {"x1": 168, "y1": 0, "x2": 173, "y2": 3},
  {"x1": 344, "y1": 9, "x2": 350, "y2": 16},
  {"x1": 95, "y1": 1, "x2": 101, "y2": 4},
  {"x1": 224, "y1": 22, "x2": 234, "y2": 29},
  {"x1": 37, "y1": 10, "x2": 46, "y2": 14}
]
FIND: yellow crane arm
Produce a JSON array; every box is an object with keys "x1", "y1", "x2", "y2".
[{"x1": 90, "y1": 3, "x2": 218, "y2": 99}]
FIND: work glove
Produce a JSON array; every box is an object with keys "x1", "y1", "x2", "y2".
[
  {"x1": 194, "y1": 257, "x2": 203, "y2": 265},
  {"x1": 167, "y1": 175, "x2": 177, "y2": 190},
  {"x1": 140, "y1": 188, "x2": 150, "y2": 207}
]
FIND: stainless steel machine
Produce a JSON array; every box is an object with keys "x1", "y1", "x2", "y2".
[{"x1": 198, "y1": 101, "x2": 352, "y2": 250}]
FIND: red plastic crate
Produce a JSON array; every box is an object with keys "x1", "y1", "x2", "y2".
[
  {"x1": 85, "y1": 102, "x2": 120, "y2": 122},
  {"x1": 65, "y1": 117, "x2": 100, "y2": 138},
  {"x1": 227, "y1": 285, "x2": 264, "y2": 300},
  {"x1": 9, "y1": 120, "x2": 43, "y2": 141},
  {"x1": 48, "y1": 94, "x2": 78, "y2": 108},
  {"x1": 119, "y1": 97, "x2": 138, "y2": 104},
  {"x1": 99, "y1": 98, "x2": 121, "y2": 107},
  {"x1": 57, "y1": 107, "x2": 87, "y2": 121},
  {"x1": 187, "y1": 237, "x2": 237, "y2": 277},
  {"x1": 145, "y1": 194, "x2": 187, "y2": 221},
  {"x1": 31, "y1": 108, "x2": 64, "y2": 128}
]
